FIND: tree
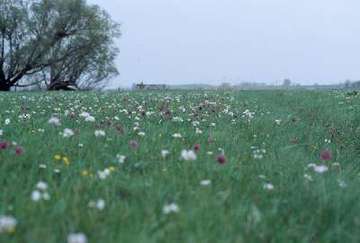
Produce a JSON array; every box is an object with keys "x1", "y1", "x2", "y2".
[
  {"x1": 0, "y1": 0, "x2": 120, "y2": 91},
  {"x1": 282, "y1": 78, "x2": 291, "y2": 87}
]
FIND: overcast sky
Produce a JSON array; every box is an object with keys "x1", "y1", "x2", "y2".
[{"x1": 88, "y1": 0, "x2": 360, "y2": 87}]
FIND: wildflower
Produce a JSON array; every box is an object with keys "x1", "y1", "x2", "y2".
[
  {"x1": 4, "y1": 119, "x2": 10, "y2": 125},
  {"x1": 263, "y1": 183, "x2": 274, "y2": 190},
  {"x1": 181, "y1": 150, "x2": 197, "y2": 161},
  {"x1": 97, "y1": 169, "x2": 111, "y2": 180},
  {"x1": 94, "y1": 130, "x2": 106, "y2": 137},
  {"x1": 0, "y1": 141, "x2": 8, "y2": 150},
  {"x1": 54, "y1": 154, "x2": 62, "y2": 161},
  {"x1": 161, "y1": 150, "x2": 170, "y2": 158},
  {"x1": 81, "y1": 170, "x2": 90, "y2": 177},
  {"x1": 39, "y1": 164, "x2": 47, "y2": 169},
  {"x1": 0, "y1": 215, "x2": 17, "y2": 234},
  {"x1": 31, "y1": 190, "x2": 42, "y2": 202},
  {"x1": 172, "y1": 133, "x2": 182, "y2": 138},
  {"x1": 200, "y1": 180, "x2": 211, "y2": 186},
  {"x1": 138, "y1": 131, "x2": 146, "y2": 137},
  {"x1": 195, "y1": 128, "x2": 203, "y2": 134},
  {"x1": 304, "y1": 174, "x2": 313, "y2": 181},
  {"x1": 36, "y1": 181, "x2": 48, "y2": 191},
  {"x1": 275, "y1": 119, "x2": 282, "y2": 125},
  {"x1": 116, "y1": 154, "x2": 126, "y2": 164},
  {"x1": 253, "y1": 148, "x2": 266, "y2": 160},
  {"x1": 338, "y1": 179, "x2": 347, "y2": 188},
  {"x1": 79, "y1": 112, "x2": 91, "y2": 118},
  {"x1": 63, "y1": 128, "x2": 74, "y2": 138},
  {"x1": 89, "y1": 199, "x2": 106, "y2": 211},
  {"x1": 163, "y1": 203, "x2": 179, "y2": 214},
  {"x1": 0, "y1": 129, "x2": 3, "y2": 136},
  {"x1": 85, "y1": 116, "x2": 95, "y2": 122},
  {"x1": 216, "y1": 154, "x2": 227, "y2": 165},
  {"x1": 313, "y1": 165, "x2": 328, "y2": 174},
  {"x1": 31, "y1": 181, "x2": 50, "y2": 202},
  {"x1": 15, "y1": 146, "x2": 23, "y2": 156},
  {"x1": 48, "y1": 117, "x2": 61, "y2": 126},
  {"x1": 63, "y1": 157, "x2": 70, "y2": 166},
  {"x1": 320, "y1": 149, "x2": 332, "y2": 161},
  {"x1": 67, "y1": 233, "x2": 87, "y2": 243},
  {"x1": 193, "y1": 144, "x2": 201, "y2": 153}
]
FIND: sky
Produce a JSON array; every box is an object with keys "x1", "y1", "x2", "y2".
[{"x1": 88, "y1": 0, "x2": 360, "y2": 87}]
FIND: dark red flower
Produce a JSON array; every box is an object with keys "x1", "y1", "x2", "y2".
[
  {"x1": 216, "y1": 154, "x2": 227, "y2": 165},
  {"x1": 320, "y1": 149, "x2": 332, "y2": 161},
  {"x1": 0, "y1": 141, "x2": 9, "y2": 150},
  {"x1": 15, "y1": 146, "x2": 24, "y2": 156},
  {"x1": 193, "y1": 144, "x2": 201, "y2": 153}
]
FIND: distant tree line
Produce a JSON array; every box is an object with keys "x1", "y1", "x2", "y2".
[{"x1": 0, "y1": 0, "x2": 120, "y2": 91}]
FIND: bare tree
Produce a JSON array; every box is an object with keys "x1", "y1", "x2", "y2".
[{"x1": 0, "y1": 0, "x2": 120, "y2": 91}]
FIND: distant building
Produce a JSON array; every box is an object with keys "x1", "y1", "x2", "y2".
[{"x1": 133, "y1": 82, "x2": 168, "y2": 90}]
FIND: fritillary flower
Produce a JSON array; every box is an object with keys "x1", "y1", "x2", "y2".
[
  {"x1": 320, "y1": 149, "x2": 332, "y2": 161},
  {"x1": 216, "y1": 154, "x2": 227, "y2": 165}
]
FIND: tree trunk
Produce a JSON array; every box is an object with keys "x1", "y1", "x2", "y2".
[
  {"x1": 0, "y1": 80, "x2": 11, "y2": 91},
  {"x1": 48, "y1": 81, "x2": 78, "y2": 91}
]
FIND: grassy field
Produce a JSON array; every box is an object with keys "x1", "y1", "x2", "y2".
[{"x1": 1, "y1": 90, "x2": 360, "y2": 243}]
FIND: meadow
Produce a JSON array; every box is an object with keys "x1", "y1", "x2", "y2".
[{"x1": 1, "y1": 90, "x2": 360, "y2": 243}]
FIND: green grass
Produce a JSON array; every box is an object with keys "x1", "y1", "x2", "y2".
[{"x1": 1, "y1": 90, "x2": 360, "y2": 243}]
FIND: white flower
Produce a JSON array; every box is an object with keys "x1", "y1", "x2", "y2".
[
  {"x1": 195, "y1": 128, "x2": 203, "y2": 134},
  {"x1": 172, "y1": 133, "x2": 182, "y2": 138},
  {"x1": 172, "y1": 117, "x2": 184, "y2": 122},
  {"x1": 36, "y1": 181, "x2": 48, "y2": 191},
  {"x1": 0, "y1": 215, "x2": 17, "y2": 234},
  {"x1": 275, "y1": 119, "x2": 282, "y2": 125},
  {"x1": 313, "y1": 165, "x2": 328, "y2": 174},
  {"x1": 307, "y1": 163, "x2": 316, "y2": 168},
  {"x1": 116, "y1": 154, "x2": 126, "y2": 164},
  {"x1": 79, "y1": 112, "x2": 91, "y2": 118},
  {"x1": 97, "y1": 169, "x2": 111, "y2": 180},
  {"x1": 39, "y1": 164, "x2": 47, "y2": 169},
  {"x1": 200, "y1": 180, "x2": 211, "y2": 186},
  {"x1": 48, "y1": 117, "x2": 61, "y2": 126},
  {"x1": 84, "y1": 116, "x2": 95, "y2": 122},
  {"x1": 0, "y1": 129, "x2": 3, "y2": 136},
  {"x1": 161, "y1": 150, "x2": 170, "y2": 158},
  {"x1": 4, "y1": 119, "x2": 10, "y2": 125},
  {"x1": 181, "y1": 150, "x2": 197, "y2": 161},
  {"x1": 163, "y1": 203, "x2": 179, "y2": 214},
  {"x1": 67, "y1": 233, "x2": 87, "y2": 243},
  {"x1": 31, "y1": 190, "x2": 42, "y2": 202},
  {"x1": 192, "y1": 121, "x2": 200, "y2": 127},
  {"x1": 338, "y1": 179, "x2": 347, "y2": 188},
  {"x1": 89, "y1": 199, "x2": 106, "y2": 211},
  {"x1": 138, "y1": 131, "x2": 146, "y2": 137},
  {"x1": 304, "y1": 174, "x2": 313, "y2": 181},
  {"x1": 94, "y1": 130, "x2": 106, "y2": 137},
  {"x1": 42, "y1": 192, "x2": 51, "y2": 201},
  {"x1": 63, "y1": 128, "x2": 74, "y2": 138},
  {"x1": 263, "y1": 183, "x2": 274, "y2": 190}
]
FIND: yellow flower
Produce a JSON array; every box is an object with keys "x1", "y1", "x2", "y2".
[
  {"x1": 62, "y1": 157, "x2": 70, "y2": 166},
  {"x1": 54, "y1": 154, "x2": 62, "y2": 161},
  {"x1": 108, "y1": 166, "x2": 116, "y2": 172},
  {"x1": 81, "y1": 170, "x2": 90, "y2": 177}
]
